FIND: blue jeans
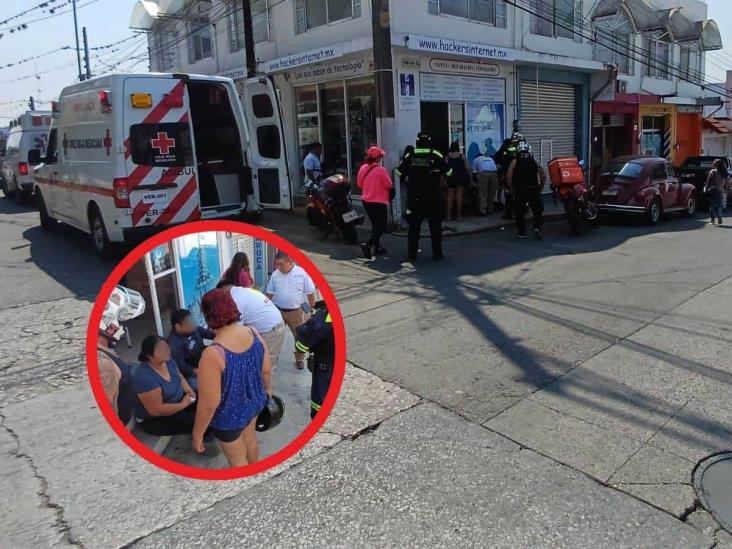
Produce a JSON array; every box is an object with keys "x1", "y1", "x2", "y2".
[{"x1": 710, "y1": 193, "x2": 724, "y2": 221}]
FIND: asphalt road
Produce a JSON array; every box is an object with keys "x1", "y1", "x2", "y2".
[{"x1": 0, "y1": 196, "x2": 730, "y2": 547}]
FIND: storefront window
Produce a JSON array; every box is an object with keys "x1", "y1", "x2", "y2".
[
  {"x1": 296, "y1": 85, "x2": 320, "y2": 188},
  {"x1": 465, "y1": 102, "x2": 505, "y2": 163},
  {"x1": 320, "y1": 81, "x2": 348, "y2": 176},
  {"x1": 177, "y1": 233, "x2": 221, "y2": 327},
  {"x1": 347, "y1": 78, "x2": 377, "y2": 187},
  {"x1": 449, "y1": 103, "x2": 464, "y2": 150},
  {"x1": 150, "y1": 243, "x2": 174, "y2": 275}
]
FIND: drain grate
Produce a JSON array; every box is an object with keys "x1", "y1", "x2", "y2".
[{"x1": 693, "y1": 452, "x2": 732, "y2": 534}]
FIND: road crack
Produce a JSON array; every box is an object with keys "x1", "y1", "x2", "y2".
[{"x1": 0, "y1": 409, "x2": 83, "y2": 547}]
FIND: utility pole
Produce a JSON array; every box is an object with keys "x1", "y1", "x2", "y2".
[
  {"x1": 372, "y1": 0, "x2": 396, "y2": 166},
  {"x1": 241, "y1": 0, "x2": 257, "y2": 78},
  {"x1": 82, "y1": 27, "x2": 92, "y2": 80},
  {"x1": 72, "y1": 0, "x2": 83, "y2": 81}
]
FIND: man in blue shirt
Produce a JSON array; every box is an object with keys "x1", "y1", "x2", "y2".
[{"x1": 166, "y1": 309, "x2": 215, "y2": 392}]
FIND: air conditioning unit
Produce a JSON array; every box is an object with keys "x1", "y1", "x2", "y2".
[{"x1": 616, "y1": 80, "x2": 628, "y2": 94}]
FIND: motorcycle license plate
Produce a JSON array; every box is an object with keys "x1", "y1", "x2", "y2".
[
  {"x1": 342, "y1": 210, "x2": 360, "y2": 223},
  {"x1": 602, "y1": 190, "x2": 618, "y2": 196}
]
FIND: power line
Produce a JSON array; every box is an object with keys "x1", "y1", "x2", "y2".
[
  {"x1": 0, "y1": 0, "x2": 102, "y2": 38},
  {"x1": 0, "y1": 0, "x2": 68, "y2": 26}
]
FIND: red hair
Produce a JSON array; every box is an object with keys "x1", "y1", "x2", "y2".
[{"x1": 201, "y1": 289, "x2": 240, "y2": 330}]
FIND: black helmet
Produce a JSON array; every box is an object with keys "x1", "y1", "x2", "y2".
[
  {"x1": 256, "y1": 395, "x2": 285, "y2": 432},
  {"x1": 416, "y1": 132, "x2": 431, "y2": 148}
]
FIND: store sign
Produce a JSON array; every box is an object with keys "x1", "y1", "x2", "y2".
[
  {"x1": 253, "y1": 239, "x2": 265, "y2": 288},
  {"x1": 264, "y1": 44, "x2": 345, "y2": 73},
  {"x1": 407, "y1": 34, "x2": 514, "y2": 62},
  {"x1": 398, "y1": 71, "x2": 419, "y2": 111},
  {"x1": 401, "y1": 57, "x2": 421, "y2": 69},
  {"x1": 217, "y1": 67, "x2": 247, "y2": 80},
  {"x1": 420, "y1": 73, "x2": 505, "y2": 103},
  {"x1": 677, "y1": 105, "x2": 703, "y2": 114},
  {"x1": 429, "y1": 58, "x2": 500, "y2": 77},
  {"x1": 291, "y1": 58, "x2": 373, "y2": 84},
  {"x1": 465, "y1": 103, "x2": 505, "y2": 163}
]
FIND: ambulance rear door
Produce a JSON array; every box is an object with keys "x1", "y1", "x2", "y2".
[
  {"x1": 123, "y1": 76, "x2": 201, "y2": 229},
  {"x1": 240, "y1": 77, "x2": 291, "y2": 209}
]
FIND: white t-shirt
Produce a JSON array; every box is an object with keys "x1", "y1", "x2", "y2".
[
  {"x1": 473, "y1": 155, "x2": 497, "y2": 173},
  {"x1": 303, "y1": 152, "x2": 322, "y2": 183},
  {"x1": 265, "y1": 265, "x2": 316, "y2": 310},
  {"x1": 229, "y1": 287, "x2": 283, "y2": 333}
]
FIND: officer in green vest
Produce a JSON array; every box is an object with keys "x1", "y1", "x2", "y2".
[
  {"x1": 396, "y1": 133, "x2": 452, "y2": 261},
  {"x1": 295, "y1": 302, "x2": 335, "y2": 419},
  {"x1": 494, "y1": 120, "x2": 526, "y2": 220}
]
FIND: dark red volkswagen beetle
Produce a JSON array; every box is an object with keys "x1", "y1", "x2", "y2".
[{"x1": 594, "y1": 156, "x2": 697, "y2": 225}]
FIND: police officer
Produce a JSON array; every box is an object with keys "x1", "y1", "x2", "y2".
[
  {"x1": 295, "y1": 301, "x2": 334, "y2": 419},
  {"x1": 396, "y1": 133, "x2": 452, "y2": 261},
  {"x1": 506, "y1": 142, "x2": 547, "y2": 239},
  {"x1": 494, "y1": 120, "x2": 526, "y2": 220}
]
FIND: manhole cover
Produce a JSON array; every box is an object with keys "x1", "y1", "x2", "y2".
[{"x1": 693, "y1": 452, "x2": 732, "y2": 533}]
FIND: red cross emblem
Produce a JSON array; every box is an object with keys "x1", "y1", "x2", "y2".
[
  {"x1": 151, "y1": 132, "x2": 176, "y2": 155},
  {"x1": 103, "y1": 129, "x2": 112, "y2": 156},
  {"x1": 62, "y1": 133, "x2": 68, "y2": 155}
]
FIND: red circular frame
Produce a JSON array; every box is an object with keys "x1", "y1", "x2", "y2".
[{"x1": 85, "y1": 220, "x2": 347, "y2": 480}]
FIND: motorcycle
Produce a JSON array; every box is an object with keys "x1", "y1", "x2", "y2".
[
  {"x1": 305, "y1": 173, "x2": 363, "y2": 244},
  {"x1": 548, "y1": 158, "x2": 599, "y2": 235}
]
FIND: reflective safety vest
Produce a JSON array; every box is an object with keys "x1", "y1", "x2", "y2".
[
  {"x1": 295, "y1": 309, "x2": 334, "y2": 367},
  {"x1": 396, "y1": 147, "x2": 451, "y2": 204}
]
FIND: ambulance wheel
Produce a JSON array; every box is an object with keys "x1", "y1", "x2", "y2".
[
  {"x1": 37, "y1": 191, "x2": 56, "y2": 231},
  {"x1": 89, "y1": 206, "x2": 113, "y2": 258}
]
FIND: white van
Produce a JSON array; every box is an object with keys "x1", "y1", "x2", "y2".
[
  {"x1": 2, "y1": 111, "x2": 52, "y2": 200},
  {"x1": 33, "y1": 73, "x2": 291, "y2": 255}
]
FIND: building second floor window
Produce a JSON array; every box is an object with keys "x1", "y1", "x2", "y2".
[
  {"x1": 229, "y1": 0, "x2": 270, "y2": 52},
  {"x1": 155, "y1": 31, "x2": 179, "y2": 71},
  {"x1": 427, "y1": 0, "x2": 508, "y2": 28},
  {"x1": 680, "y1": 45, "x2": 702, "y2": 84},
  {"x1": 593, "y1": 16, "x2": 633, "y2": 75},
  {"x1": 643, "y1": 37, "x2": 670, "y2": 79},
  {"x1": 188, "y1": 15, "x2": 214, "y2": 63},
  {"x1": 295, "y1": 0, "x2": 362, "y2": 34},
  {"x1": 530, "y1": 0, "x2": 583, "y2": 42}
]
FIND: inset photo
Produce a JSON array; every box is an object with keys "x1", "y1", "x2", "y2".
[{"x1": 87, "y1": 221, "x2": 346, "y2": 480}]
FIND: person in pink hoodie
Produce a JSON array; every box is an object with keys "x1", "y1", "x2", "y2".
[{"x1": 357, "y1": 146, "x2": 394, "y2": 259}]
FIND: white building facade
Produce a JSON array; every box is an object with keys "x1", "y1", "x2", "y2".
[{"x1": 131, "y1": 0, "x2": 722, "y2": 191}]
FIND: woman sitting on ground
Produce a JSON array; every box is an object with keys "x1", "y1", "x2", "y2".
[
  {"x1": 222, "y1": 252, "x2": 254, "y2": 288},
  {"x1": 193, "y1": 288, "x2": 272, "y2": 468}
]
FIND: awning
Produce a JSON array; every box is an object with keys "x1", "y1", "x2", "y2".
[
  {"x1": 592, "y1": 0, "x2": 664, "y2": 31},
  {"x1": 157, "y1": 0, "x2": 186, "y2": 15},
  {"x1": 702, "y1": 118, "x2": 731, "y2": 134},
  {"x1": 698, "y1": 20, "x2": 723, "y2": 51},
  {"x1": 129, "y1": 0, "x2": 158, "y2": 30}
]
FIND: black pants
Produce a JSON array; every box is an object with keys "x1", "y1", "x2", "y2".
[
  {"x1": 407, "y1": 204, "x2": 443, "y2": 258},
  {"x1": 363, "y1": 201, "x2": 388, "y2": 252},
  {"x1": 139, "y1": 408, "x2": 196, "y2": 436},
  {"x1": 311, "y1": 363, "x2": 334, "y2": 419},
  {"x1": 514, "y1": 188, "x2": 544, "y2": 235}
]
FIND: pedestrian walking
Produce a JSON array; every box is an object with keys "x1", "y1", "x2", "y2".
[
  {"x1": 446, "y1": 141, "x2": 470, "y2": 221},
  {"x1": 507, "y1": 143, "x2": 547, "y2": 239},
  {"x1": 295, "y1": 301, "x2": 335, "y2": 419},
  {"x1": 472, "y1": 148, "x2": 499, "y2": 215},
  {"x1": 194, "y1": 289, "x2": 272, "y2": 467},
  {"x1": 265, "y1": 251, "x2": 317, "y2": 369},
  {"x1": 705, "y1": 158, "x2": 729, "y2": 225},
  {"x1": 494, "y1": 122, "x2": 526, "y2": 219},
  {"x1": 396, "y1": 133, "x2": 452, "y2": 261},
  {"x1": 357, "y1": 146, "x2": 394, "y2": 259},
  {"x1": 222, "y1": 252, "x2": 254, "y2": 288}
]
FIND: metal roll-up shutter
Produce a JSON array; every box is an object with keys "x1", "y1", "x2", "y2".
[
  {"x1": 229, "y1": 235, "x2": 256, "y2": 272},
  {"x1": 520, "y1": 81, "x2": 577, "y2": 170}
]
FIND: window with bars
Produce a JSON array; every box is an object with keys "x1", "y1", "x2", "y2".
[
  {"x1": 427, "y1": 0, "x2": 507, "y2": 27},
  {"x1": 643, "y1": 37, "x2": 670, "y2": 79},
  {"x1": 679, "y1": 45, "x2": 702, "y2": 84},
  {"x1": 295, "y1": 0, "x2": 362, "y2": 34},
  {"x1": 529, "y1": 0, "x2": 583, "y2": 42},
  {"x1": 228, "y1": 0, "x2": 270, "y2": 52},
  {"x1": 156, "y1": 31, "x2": 179, "y2": 71},
  {"x1": 593, "y1": 17, "x2": 633, "y2": 75},
  {"x1": 188, "y1": 15, "x2": 214, "y2": 63}
]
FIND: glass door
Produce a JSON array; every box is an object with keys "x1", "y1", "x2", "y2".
[
  {"x1": 347, "y1": 78, "x2": 377, "y2": 189},
  {"x1": 145, "y1": 242, "x2": 180, "y2": 337},
  {"x1": 295, "y1": 85, "x2": 321, "y2": 190},
  {"x1": 175, "y1": 232, "x2": 221, "y2": 327},
  {"x1": 449, "y1": 103, "x2": 465, "y2": 153},
  {"x1": 319, "y1": 81, "x2": 349, "y2": 177}
]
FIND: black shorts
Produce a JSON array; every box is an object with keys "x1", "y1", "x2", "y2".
[{"x1": 210, "y1": 427, "x2": 244, "y2": 443}]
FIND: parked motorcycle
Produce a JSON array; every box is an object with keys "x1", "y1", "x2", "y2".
[
  {"x1": 305, "y1": 173, "x2": 363, "y2": 244},
  {"x1": 548, "y1": 157, "x2": 599, "y2": 235}
]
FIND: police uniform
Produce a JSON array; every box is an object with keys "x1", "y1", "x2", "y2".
[
  {"x1": 295, "y1": 308, "x2": 334, "y2": 419},
  {"x1": 396, "y1": 137, "x2": 452, "y2": 260},
  {"x1": 494, "y1": 135, "x2": 523, "y2": 219}
]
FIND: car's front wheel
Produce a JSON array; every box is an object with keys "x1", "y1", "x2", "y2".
[
  {"x1": 683, "y1": 194, "x2": 697, "y2": 217},
  {"x1": 647, "y1": 198, "x2": 662, "y2": 225}
]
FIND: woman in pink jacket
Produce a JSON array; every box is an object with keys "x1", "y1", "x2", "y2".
[{"x1": 357, "y1": 146, "x2": 394, "y2": 259}]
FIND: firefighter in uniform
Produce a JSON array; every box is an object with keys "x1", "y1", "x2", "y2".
[
  {"x1": 396, "y1": 133, "x2": 452, "y2": 261},
  {"x1": 295, "y1": 302, "x2": 335, "y2": 419},
  {"x1": 494, "y1": 121, "x2": 526, "y2": 220}
]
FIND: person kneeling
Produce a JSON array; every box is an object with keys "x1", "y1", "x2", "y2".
[{"x1": 193, "y1": 289, "x2": 273, "y2": 468}]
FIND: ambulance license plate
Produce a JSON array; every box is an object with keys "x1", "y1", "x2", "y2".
[
  {"x1": 342, "y1": 210, "x2": 360, "y2": 223},
  {"x1": 141, "y1": 190, "x2": 170, "y2": 204}
]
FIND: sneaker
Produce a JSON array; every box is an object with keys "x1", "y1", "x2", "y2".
[
  {"x1": 719, "y1": 219, "x2": 724, "y2": 225},
  {"x1": 360, "y1": 243, "x2": 373, "y2": 259},
  {"x1": 534, "y1": 228, "x2": 542, "y2": 240},
  {"x1": 517, "y1": 233, "x2": 527, "y2": 239}
]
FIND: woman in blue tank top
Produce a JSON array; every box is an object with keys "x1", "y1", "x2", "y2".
[{"x1": 193, "y1": 289, "x2": 272, "y2": 467}]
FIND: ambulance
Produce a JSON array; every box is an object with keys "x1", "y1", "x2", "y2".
[
  {"x1": 32, "y1": 73, "x2": 291, "y2": 255},
  {"x1": 2, "y1": 111, "x2": 52, "y2": 200}
]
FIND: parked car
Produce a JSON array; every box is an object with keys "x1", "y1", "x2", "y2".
[
  {"x1": 1, "y1": 111, "x2": 51, "y2": 201},
  {"x1": 594, "y1": 156, "x2": 697, "y2": 225},
  {"x1": 676, "y1": 155, "x2": 732, "y2": 209}
]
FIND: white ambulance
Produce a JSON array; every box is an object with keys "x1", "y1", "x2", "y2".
[
  {"x1": 32, "y1": 73, "x2": 291, "y2": 255},
  {"x1": 2, "y1": 111, "x2": 52, "y2": 200}
]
